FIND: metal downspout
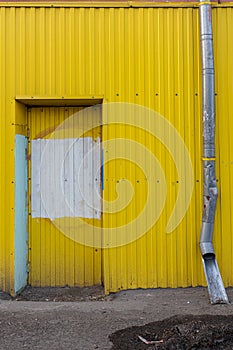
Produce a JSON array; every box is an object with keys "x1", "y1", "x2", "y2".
[{"x1": 199, "y1": 0, "x2": 228, "y2": 304}]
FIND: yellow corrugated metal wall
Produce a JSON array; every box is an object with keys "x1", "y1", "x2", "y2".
[{"x1": 0, "y1": 4, "x2": 233, "y2": 293}]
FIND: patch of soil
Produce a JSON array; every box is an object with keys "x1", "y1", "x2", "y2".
[
  {"x1": 0, "y1": 291, "x2": 12, "y2": 300},
  {"x1": 14, "y1": 285, "x2": 105, "y2": 302},
  {"x1": 110, "y1": 314, "x2": 233, "y2": 350}
]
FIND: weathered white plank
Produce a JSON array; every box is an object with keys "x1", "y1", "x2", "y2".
[{"x1": 31, "y1": 138, "x2": 101, "y2": 219}]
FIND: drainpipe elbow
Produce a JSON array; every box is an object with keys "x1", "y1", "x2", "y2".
[
  {"x1": 200, "y1": 164, "x2": 218, "y2": 258},
  {"x1": 200, "y1": 222, "x2": 215, "y2": 258}
]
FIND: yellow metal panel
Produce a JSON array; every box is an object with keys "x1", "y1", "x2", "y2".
[
  {"x1": 0, "y1": 7, "x2": 19, "y2": 294},
  {"x1": 1, "y1": 2, "x2": 232, "y2": 8},
  {"x1": 1, "y1": 5, "x2": 233, "y2": 293},
  {"x1": 28, "y1": 107, "x2": 102, "y2": 287},
  {"x1": 213, "y1": 8, "x2": 233, "y2": 286}
]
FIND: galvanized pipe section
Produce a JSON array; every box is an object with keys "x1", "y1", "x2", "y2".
[
  {"x1": 199, "y1": 0, "x2": 228, "y2": 303},
  {"x1": 199, "y1": 0, "x2": 217, "y2": 257}
]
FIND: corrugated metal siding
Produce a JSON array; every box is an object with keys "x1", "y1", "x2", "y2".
[
  {"x1": 0, "y1": 5, "x2": 233, "y2": 293},
  {"x1": 0, "y1": 7, "x2": 18, "y2": 293},
  {"x1": 0, "y1": 1, "x2": 233, "y2": 5},
  {"x1": 213, "y1": 8, "x2": 233, "y2": 285},
  {"x1": 28, "y1": 106, "x2": 102, "y2": 287},
  {"x1": 102, "y1": 8, "x2": 203, "y2": 291}
]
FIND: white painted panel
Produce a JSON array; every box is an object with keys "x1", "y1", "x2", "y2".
[
  {"x1": 31, "y1": 138, "x2": 101, "y2": 219},
  {"x1": 14, "y1": 135, "x2": 28, "y2": 294}
]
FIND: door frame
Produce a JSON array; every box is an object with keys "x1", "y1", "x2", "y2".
[{"x1": 14, "y1": 96, "x2": 104, "y2": 293}]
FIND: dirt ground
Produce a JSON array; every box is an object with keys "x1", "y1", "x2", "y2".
[
  {"x1": 0, "y1": 287, "x2": 233, "y2": 350},
  {"x1": 110, "y1": 314, "x2": 233, "y2": 349},
  {"x1": 15, "y1": 285, "x2": 105, "y2": 302}
]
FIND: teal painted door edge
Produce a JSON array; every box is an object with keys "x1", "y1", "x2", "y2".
[{"x1": 14, "y1": 135, "x2": 28, "y2": 294}]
